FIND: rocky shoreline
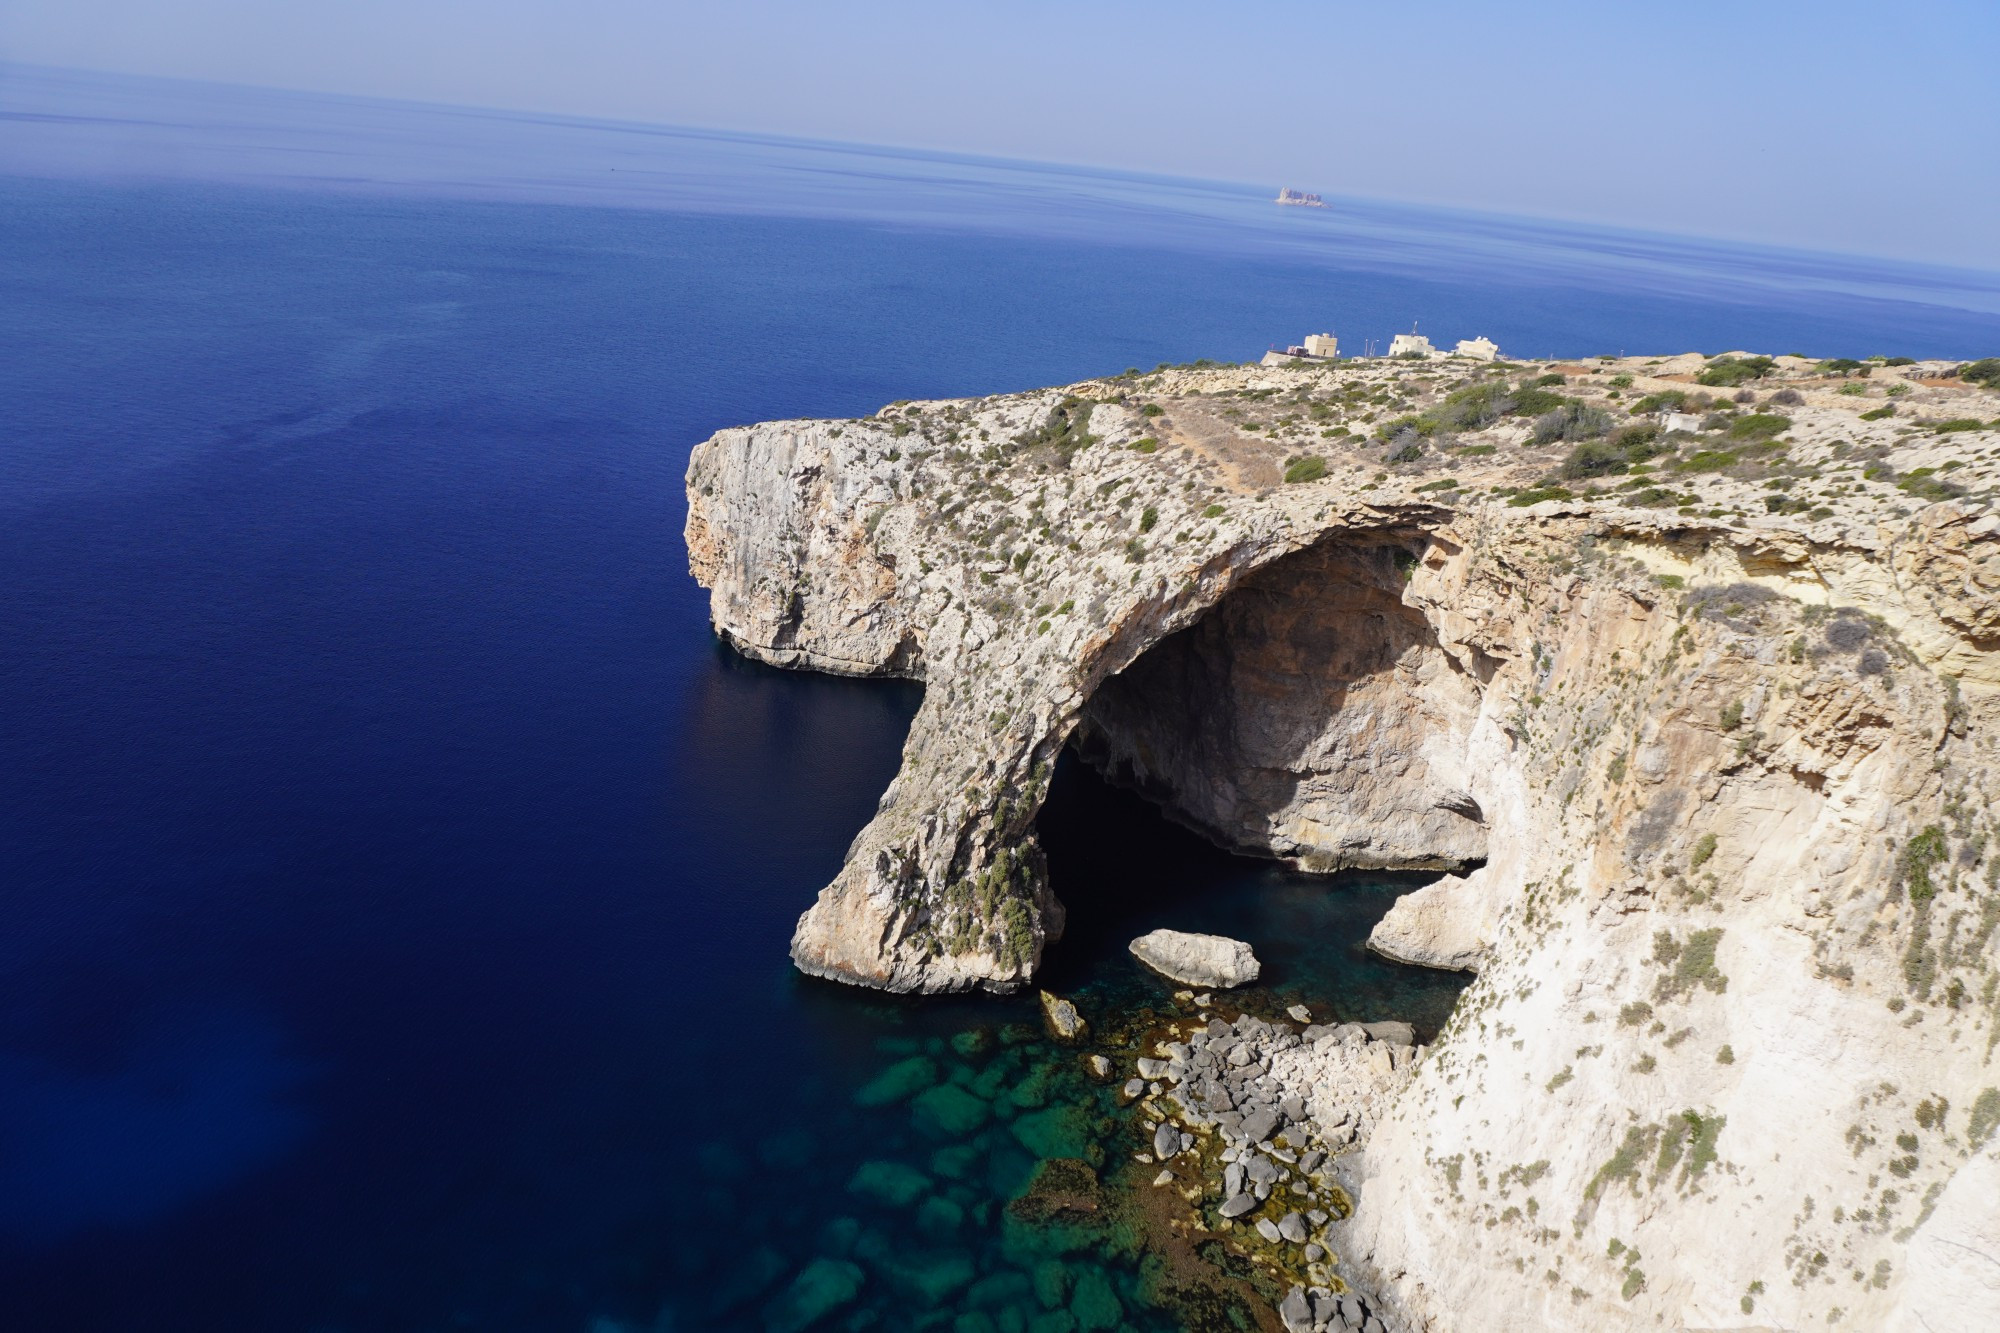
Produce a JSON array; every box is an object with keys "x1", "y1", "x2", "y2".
[{"x1": 1124, "y1": 995, "x2": 1418, "y2": 1332}]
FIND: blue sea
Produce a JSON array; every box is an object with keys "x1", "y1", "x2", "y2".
[{"x1": 3, "y1": 63, "x2": 1998, "y2": 1333}]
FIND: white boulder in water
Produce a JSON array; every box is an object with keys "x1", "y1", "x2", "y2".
[{"x1": 1128, "y1": 929, "x2": 1261, "y2": 988}]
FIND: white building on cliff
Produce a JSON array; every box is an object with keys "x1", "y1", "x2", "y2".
[{"x1": 1387, "y1": 328, "x2": 1435, "y2": 358}]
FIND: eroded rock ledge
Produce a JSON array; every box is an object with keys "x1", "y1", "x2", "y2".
[{"x1": 688, "y1": 354, "x2": 2000, "y2": 1330}]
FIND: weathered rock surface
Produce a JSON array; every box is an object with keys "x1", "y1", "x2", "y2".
[
  {"x1": 688, "y1": 354, "x2": 2000, "y2": 1330},
  {"x1": 1129, "y1": 928, "x2": 1262, "y2": 988}
]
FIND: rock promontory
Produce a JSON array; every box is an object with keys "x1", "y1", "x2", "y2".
[{"x1": 687, "y1": 351, "x2": 2000, "y2": 1330}]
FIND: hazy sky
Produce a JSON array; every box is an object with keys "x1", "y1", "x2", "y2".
[{"x1": 5, "y1": 0, "x2": 1996, "y2": 268}]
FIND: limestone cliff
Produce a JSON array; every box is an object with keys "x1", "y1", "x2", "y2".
[{"x1": 687, "y1": 352, "x2": 2000, "y2": 1329}]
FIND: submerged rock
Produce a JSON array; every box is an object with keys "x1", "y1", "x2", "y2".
[
  {"x1": 852, "y1": 1055, "x2": 939, "y2": 1107},
  {"x1": 762, "y1": 1258, "x2": 864, "y2": 1333},
  {"x1": 846, "y1": 1160, "x2": 931, "y2": 1208},
  {"x1": 1127, "y1": 929, "x2": 1261, "y2": 989},
  {"x1": 910, "y1": 1083, "x2": 991, "y2": 1139},
  {"x1": 1011, "y1": 1105, "x2": 1096, "y2": 1160}
]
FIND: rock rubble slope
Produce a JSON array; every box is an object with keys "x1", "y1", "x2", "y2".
[{"x1": 687, "y1": 351, "x2": 2000, "y2": 1330}]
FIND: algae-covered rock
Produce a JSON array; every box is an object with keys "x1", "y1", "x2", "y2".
[
  {"x1": 1031, "y1": 1259, "x2": 1071, "y2": 1308},
  {"x1": 916, "y1": 1194, "x2": 965, "y2": 1234},
  {"x1": 853, "y1": 1056, "x2": 938, "y2": 1107},
  {"x1": 819, "y1": 1216, "x2": 862, "y2": 1258},
  {"x1": 1039, "y1": 991, "x2": 1089, "y2": 1043},
  {"x1": 951, "y1": 1027, "x2": 994, "y2": 1060},
  {"x1": 1006, "y1": 1062, "x2": 1056, "y2": 1111},
  {"x1": 966, "y1": 1270, "x2": 1034, "y2": 1309},
  {"x1": 1003, "y1": 1159, "x2": 1109, "y2": 1260},
  {"x1": 762, "y1": 1258, "x2": 864, "y2": 1333},
  {"x1": 1026, "y1": 1313, "x2": 1076, "y2": 1333},
  {"x1": 1010, "y1": 1106, "x2": 1096, "y2": 1161},
  {"x1": 910, "y1": 1083, "x2": 991, "y2": 1138},
  {"x1": 846, "y1": 1160, "x2": 931, "y2": 1208},
  {"x1": 930, "y1": 1142, "x2": 981, "y2": 1181},
  {"x1": 1068, "y1": 1268, "x2": 1122, "y2": 1331},
  {"x1": 854, "y1": 1231, "x2": 978, "y2": 1303},
  {"x1": 971, "y1": 1058, "x2": 1016, "y2": 1102}
]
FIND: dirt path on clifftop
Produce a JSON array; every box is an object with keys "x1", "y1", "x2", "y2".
[{"x1": 1154, "y1": 400, "x2": 1287, "y2": 492}]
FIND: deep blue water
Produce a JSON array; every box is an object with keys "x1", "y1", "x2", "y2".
[{"x1": 3, "y1": 69, "x2": 2000, "y2": 1333}]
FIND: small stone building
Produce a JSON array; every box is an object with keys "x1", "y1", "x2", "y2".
[{"x1": 1387, "y1": 331, "x2": 1435, "y2": 359}]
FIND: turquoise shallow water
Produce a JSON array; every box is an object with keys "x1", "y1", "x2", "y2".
[{"x1": 648, "y1": 756, "x2": 1466, "y2": 1333}]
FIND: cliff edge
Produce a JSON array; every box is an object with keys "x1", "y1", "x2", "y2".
[{"x1": 686, "y1": 351, "x2": 2000, "y2": 1330}]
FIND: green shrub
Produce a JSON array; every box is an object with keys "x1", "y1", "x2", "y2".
[
  {"x1": 1960, "y1": 358, "x2": 2000, "y2": 387},
  {"x1": 1697, "y1": 356, "x2": 1775, "y2": 387},
  {"x1": 1505, "y1": 484, "x2": 1575, "y2": 507},
  {"x1": 1138, "y1": 506, "x2": 1158, "y2": 533},
  {"x1": 1283, "y1": 456, "x2": 1327, "y2": 484},
  {"x1": 1560, "y1": 439, "x2": 1629, "y2": 479},
  {"x1": 1933, "y1": 418, "x2": 1987, "y2": 434},
  {"x1": 1655, "y1": 928, "x2": 1727, "y2": 1001},
  {"x1": 1899, "y1": 468, "x2": 1964, "y2": 502},
  {"x1": 1013, "y1": 398, "x2": 1099, "y2": 465},
  {"x1": 1510, "y1": 386, "x2": 1569, "y2": 417},
  {"x1": 1630, "y1": 390, "x2": 1690, "y2": 415},
  {"x1": 1532, "y1": 402, "x2": 1615, "y2": 445},
  {"x1": 1861, "y1": 406, "x2": 1897, "y2": 421},
  {"x1": 1690, "y1": 833, "x2": 1719, "y2": 867},
  {"x1": 1727, "y1": 413, "x2": 1792, "y2": 441},
  {"x1": 1139, "y1": 403, "x2": 1164, "y2": 417},
  {"x1": 1674, "y1": 449, "x2": 1740, "y2": 473},
  {"x1": 1900, "y1": 825, "x2": 1948, "y2": 904},
  {"x1": 1200, "y1": 503, "x2": 1225, "y2": 518},
  {"x1": 1969, "y1": 1089, "x2": 2000, "y2": 1147},
  {"x1": 1130, "y1": 436, "x2": 1159, "y2": 453},
  {"x1": 1818, "y1": 358, "x2": 1865, "y2": 375}
]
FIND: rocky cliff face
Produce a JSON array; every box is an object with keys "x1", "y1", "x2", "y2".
[{"x1": 686, "y1": 354, "x2": 2000, "y2": 1329}]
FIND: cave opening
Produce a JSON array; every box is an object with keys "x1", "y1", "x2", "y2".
[
  {"x1": 1071, "y1": 532, "x2": 1489, "y2": 876},
  {"x1": 1031, "y1": 752, "x2": 1469, "y2": 1038},
  {"x1": 1027, "y1": 532, "x2": 1486, "y2": 1035}
]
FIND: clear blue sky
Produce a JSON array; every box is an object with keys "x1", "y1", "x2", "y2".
[{"x1": 4, "y1": 0, "x2": 1996, "y2": 268}]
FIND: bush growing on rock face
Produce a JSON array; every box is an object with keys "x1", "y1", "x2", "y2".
[
  {"x1": 1283, "y1": 455, "x2": 1327, "y2": 484},
  {"x1": 1969, "y1": 1089, "x2": 2000, "y2": 1147},
  {"x1": 1698, "y1": 356, "x2": 1776, "y2": 387},
  {"x1": 1767, "y1": 388, "x2": 1804, "y2": 407},
  {"x1": 1559, "y1": 422, "x2": 1665, "y2": 479},
  {"x1": 1959, "y1": 358, "x2": 2000, "y2": 387},
  {"x1": 1630, "y1": 389, "x2": 1690, "y2": 415},
  {"x1": 1385, "y1": 434, "x2": 1425, "y2": 464},
  {"x1": 1898, "y1": 825, "x2": 1949, "y2": 904},
  {"x1": 1531, "y1": 402, "x2": 1615, "y2": 445},
  {"x1": 1726, "y1": 413, "x2": 1792, "y2": 441}
]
